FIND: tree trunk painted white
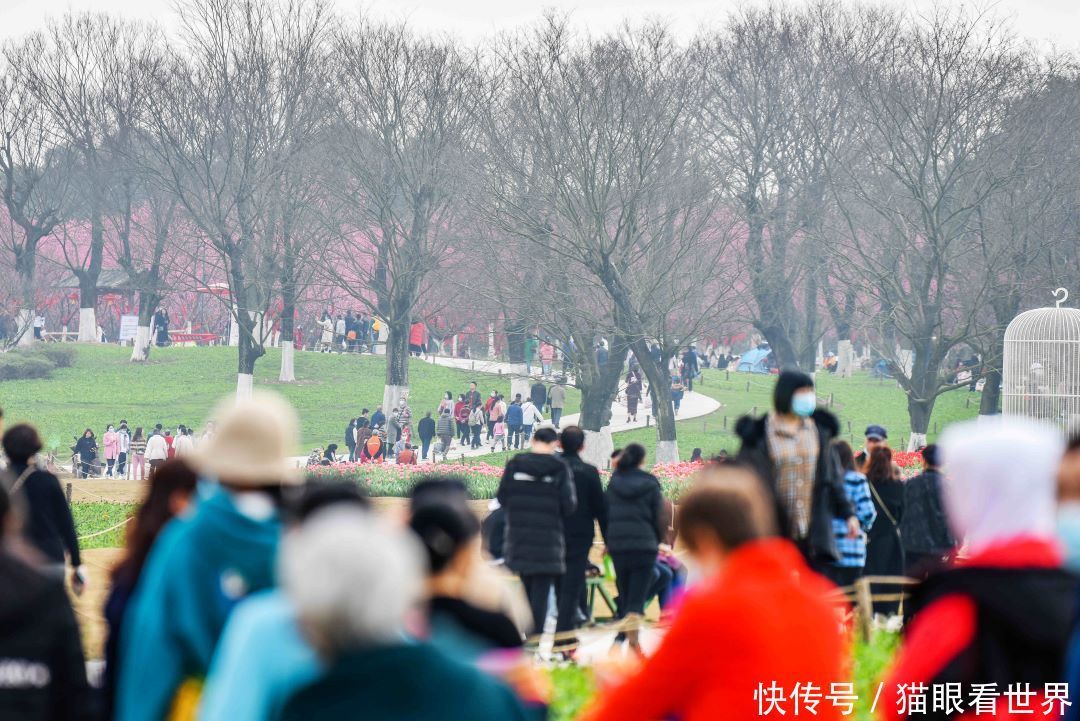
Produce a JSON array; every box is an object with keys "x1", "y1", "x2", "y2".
[
  {"x1": 655, "y1": 439, "x2": 680, "y2": 464},
  {"x1": 907, "y1": 432, "x2": 927, "y2": 451},
  {"x1": 451, "y1": 334, "x2": 458, "y2": 358},
  {"x1": 15, "y1": 308, "x2": 34, "y2": 347},
  {"x1": 78, "y1": 308, "x2": 98, "y2": 343},
  {"x1": 581, "y1": 427, "x2": 614, "y2": 471},
  {"x1": 130, "y1": 325, "x2": 152, "y2": 362},
  {"x1": 236, "y1": 372, "x2": 254, "y2": 401},
  {"x1": 836, "y1": 339, "x2": 854, "y2": 379},
  {"x1": 279, "y1": 340, "x2": 296, "y2": 382},
  {"x1": 510, "y1": 377, "x2": 530, "y2": 405},
  {"x1": 229, "y1": 304, "x2": 239, "y2": 347},
  {"x1": 488, "y1": 323, "x2": 496, "y2": 359}
]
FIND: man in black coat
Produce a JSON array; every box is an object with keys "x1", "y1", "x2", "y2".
[
  {"x1": 900, "y1": 444, "x2": 954, "y2": 578},
  {"x1": 735, "y1": 370, "x2": 858, "y2": 566},
  {"x1": 529, "y1": 381, "x2": 547, "y2": 414},
  {"x1": 416, "y1": 412, "x2": 436, "y2": 461},
  {"x1": 495, "y1": 426, "x2": 576, "y2": 635},
  {"x1": 554, "y1": 426, "x2": 607, "y2": 651}
]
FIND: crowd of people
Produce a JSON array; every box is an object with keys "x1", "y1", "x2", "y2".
[
  {"x1": 317, "y1": 378, "x2": 572, "y2": 466},
  {"x1": 1, "y1": 370, "x2": 1079, "y2": 721},
  {"x1": 70, "y1": 421, "x2": 211, "y2": 480}
]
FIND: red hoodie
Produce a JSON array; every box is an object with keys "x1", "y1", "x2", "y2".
[
  {"x1": 586, "y1": 538, "x2": 848, "y2": 721},
  {"x1": 882, "y1": 537, "x2": 1073, "y2": 721}
]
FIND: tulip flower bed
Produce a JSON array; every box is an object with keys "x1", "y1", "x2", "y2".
[{"x1": 303, "y1": 459, "x2": 711, "y2": 500}]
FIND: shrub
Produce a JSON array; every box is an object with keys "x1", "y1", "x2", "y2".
[
  {"x1": 34, "y1": 345, "x2": 76, "y2": 368},
  {"x1": 0, "y1": 353, "x2": 55, "y2": 380}
]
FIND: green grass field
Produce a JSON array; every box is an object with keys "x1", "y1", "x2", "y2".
[
  {"x1": 610, "y1": 367, "x2": 981, "y2": 461},
  {"x1": 0, "y1": 345, "x2": 579, "y2": 453},
  {"x1": 0, "y1": 345, "x2": 978, "y2": 461}
]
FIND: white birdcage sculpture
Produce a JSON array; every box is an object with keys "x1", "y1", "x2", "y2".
[{"x1": 1002, "y1": 289, "x2": 1080, "y2": 432}]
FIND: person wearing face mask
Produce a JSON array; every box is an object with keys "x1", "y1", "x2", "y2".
[
  {"x1": 735, "y1": 369, "x2": 858, "y2": 568},
  {"x1": 882, "y1": 419, "x2": 1076, "y2": 721},
  {"x1": 116, "y1": 392, "x2": 303, "y2": 721}
]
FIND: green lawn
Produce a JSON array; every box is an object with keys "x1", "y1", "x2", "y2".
[
  {"x1": 610, "y1": 368, "x2": 980, "y2": 462},
  {"x1": 0, "y1": 344, "x2": 579, "y2": 453}
]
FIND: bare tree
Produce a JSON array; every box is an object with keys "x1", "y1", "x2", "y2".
[
  {"x1": 0, "y1": 53, "x2": 71, "y2": 347},
  {"x1": 327, "y1": 19, "x2": 489, "y2": 413},
  {"x1": 698, "y1": 6, "x2": 831, "y2": 372},
  {"x1": 484, "y1": 18, "x2": 727, "y2": 462},
  {"x1": 147, "y1": 0, "x2": 332, "y2": 398},
  {"x1": 14, "y1": 14, "x2": 159, "y2": 342},
  {"x1": 829, "y1": 6, "x2": 1034, "y2": 447}
]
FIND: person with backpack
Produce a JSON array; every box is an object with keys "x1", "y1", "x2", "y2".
[
  {"x1": 468, "y1": 405, "x2": 485, "y2": 450},
  {"x1": 435, "y1": 409, "x2": 455, "y2": 460},
  {"x1": 362, "y1": 429, "x2": 384, "y2": 463},
  {"x1": 520, "y1": 398, "x2": 543, "y2": 442},
  {"x1": 495, "y1": 427, "x2": 576, "y2": 635}
]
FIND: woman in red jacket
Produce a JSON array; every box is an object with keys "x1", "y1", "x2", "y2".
[{"x1": 586, "y1": 466, "x2": 848, "y2": 721}]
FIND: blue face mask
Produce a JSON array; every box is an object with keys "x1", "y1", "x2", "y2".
[
  {"x1": 1058, "y1": 503, "x2": 1080, "y2": 573},
  {"x1": 791, "y1": 392, "x2": 817, "y2": 418}
]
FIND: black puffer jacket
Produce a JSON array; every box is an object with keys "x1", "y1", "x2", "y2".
[
  {"x1": 0, "y1": 553, "x2": 89, "y2": 721},
  {"x1": 605, "y1": 468, "x2": 663, "y2": 555},
  {"x1": 496, "y1": 452, "x2": 576, "y2": 575},
  {"x1": 735, "y1": 409, "x2": 854, "y2": 563}
]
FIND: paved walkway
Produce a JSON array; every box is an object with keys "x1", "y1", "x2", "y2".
[{"x1": 312, "y1": 354, "x2": 720, "y2": 465}]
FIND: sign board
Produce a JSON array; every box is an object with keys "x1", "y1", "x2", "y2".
[{"x1": 118, "y1": 315, "x2": 139, "y2": 342}]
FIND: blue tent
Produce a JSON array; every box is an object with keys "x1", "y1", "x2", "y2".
[{"x1": 737, "y1": 347, "x2": 773, "y2": 374}]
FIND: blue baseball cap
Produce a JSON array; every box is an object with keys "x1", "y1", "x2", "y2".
[{"x1": 865, "y1": 425, "x2": 888, "y2": 441}]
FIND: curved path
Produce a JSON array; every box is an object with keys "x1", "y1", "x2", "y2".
[{"x1": 416, "y1": 354, "x2": 721, "y2": 462}]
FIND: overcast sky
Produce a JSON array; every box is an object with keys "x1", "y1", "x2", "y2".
[{"x1": 2, "y1": 0, "x2": 1078, "y2": 50}]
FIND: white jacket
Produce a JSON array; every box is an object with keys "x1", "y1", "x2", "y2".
[
  {"x1": 173, "y1": 434, "x2": 195, "y2": 456},
  {"x1": 521, "y1": 401, "x2": 544, "y2": 426},
  {"x1": 145, "y1": 434, "x2": 169, "y2": 461}
]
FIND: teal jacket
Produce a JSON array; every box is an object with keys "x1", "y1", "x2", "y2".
[
  {"x1": 115, "y1": 484, "x2": 282, "y2": 721},
  {"x1": 279, "y1": 643, "x2": 529, "y2": 721}
]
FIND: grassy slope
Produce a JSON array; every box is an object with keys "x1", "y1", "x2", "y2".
[
  {"x1": 0, "y1": 344, "x2": 579, "y2": 452},
  {"x1": 611, "y1": 367, "x2": 980, "y2": 461}
]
